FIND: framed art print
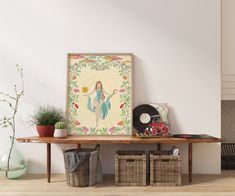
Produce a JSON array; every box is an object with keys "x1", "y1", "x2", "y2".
[{"x1": 67, "y1": 53, "x2": 133, "y2": 135}]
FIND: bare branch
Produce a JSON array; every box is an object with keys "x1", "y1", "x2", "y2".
[
  {"x1": 16, "y1": 64, "x2": 24, "y2": 93},
  {"x1": 9, "y1": 104, "x2": 15, "y2": 111},
  {"x1": 0, "y1": 99, "x2": 15, "y2": 111},
  {"x1": 0, "y1": 92, "x2": 16, "y2": 100},
  {"x1": 14, "y1": 85, "x2": 18, "y2": 96}
]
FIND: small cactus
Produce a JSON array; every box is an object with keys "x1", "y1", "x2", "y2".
[{"x1": 55, "y1": 122, "x2": 66, "y2": 129}]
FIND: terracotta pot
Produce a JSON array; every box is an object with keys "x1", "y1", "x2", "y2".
[{"x1": 36, "y1": 125, "x2": 55, "y2": 137}]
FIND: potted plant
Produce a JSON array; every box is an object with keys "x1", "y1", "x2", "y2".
[
  {"x1": 31, "y1": 106, "x2": 64, "y2": 137},
  {"x1": 54, "y1": 122, "x2": 67, "y2": 138}
]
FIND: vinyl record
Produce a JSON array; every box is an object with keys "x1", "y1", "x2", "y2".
[{"x1": 133, "y1": 104, "x2": 160, "y2": 133}]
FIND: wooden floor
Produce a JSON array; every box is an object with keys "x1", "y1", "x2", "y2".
[{"x1": 1, "y1": 171, "x2": 235, "y2": 196}]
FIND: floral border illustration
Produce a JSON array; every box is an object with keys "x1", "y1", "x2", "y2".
[{"x1": 67, "y1": 54, "x2": 132, "y2": 135}]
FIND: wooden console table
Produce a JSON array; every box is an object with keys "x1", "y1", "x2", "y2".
[{"x1": 16, "y1": 135, "x2": 222, "y2": 184}]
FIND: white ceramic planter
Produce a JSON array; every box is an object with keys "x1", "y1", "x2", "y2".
[{"x1": 53, "y1": 129, "x2": 67, "y2": 138}]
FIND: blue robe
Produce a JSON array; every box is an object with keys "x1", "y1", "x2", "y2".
[{"x1": 87, "y1": 89, "x2": 111, "y2": 119}]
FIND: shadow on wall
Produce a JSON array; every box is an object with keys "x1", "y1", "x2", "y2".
[
  {"x1": 133, "y1": 55, "x2": 150, "y2": 106},
  {"x1": 169, "y1": 106, "x2": 183, "y2": 134}
]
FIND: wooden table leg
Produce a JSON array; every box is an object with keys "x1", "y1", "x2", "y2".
[
  {"x1": 188, "y1": 143, "x2": 193, "y2": 183},
  {"x1": 47, "y1": 143, "x2": 51, "y2": 183},
  {"x1": 157, "y1": 143, "x2": 161, "y2": 151},
  {"x1": 77, "y1": 144, "x2": 81, "y2": 149}
]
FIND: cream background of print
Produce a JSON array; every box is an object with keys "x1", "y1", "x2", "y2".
[{"x1": 75, "y1": 68, "x2": 122, "y2": 133}]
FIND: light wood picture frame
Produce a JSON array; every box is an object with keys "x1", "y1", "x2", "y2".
[{"x1": 66, "y1": 53, "x2": 133, "y2": 135}]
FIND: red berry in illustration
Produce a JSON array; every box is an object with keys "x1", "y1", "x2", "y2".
[
  {"x1": 73, "y1": 88, "x2": 79, "y2": 93},
  {"x1": 119, "y1": 89, "x2": 125, "y2": 93},
  {"x1": 120, "y1": 104, "x2": 124, "y2": 109},
  {"x1": 73, "y1": 102, "x2": 79, "y2": 109}
]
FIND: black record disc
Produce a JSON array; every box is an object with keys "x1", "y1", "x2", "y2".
[{"x1": 133, "y1": 104, "x2": 160, "y2": 133}]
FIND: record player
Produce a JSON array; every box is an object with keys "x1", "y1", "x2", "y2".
[{"x1": 133, "y1": 103, "x2": 170, "y2": 138}]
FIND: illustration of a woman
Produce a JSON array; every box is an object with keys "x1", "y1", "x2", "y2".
[{"x1": 83, "y1": 81, "x2": 117, "y2": 128}]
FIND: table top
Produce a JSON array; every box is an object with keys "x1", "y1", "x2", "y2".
[{"x1": 16, "y1": 135, "x2": 222, "y2": 144}]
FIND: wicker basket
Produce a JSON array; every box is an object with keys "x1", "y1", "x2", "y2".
[
  {"x1": 115, "y1": 150, "x2": 146, "y2": 186},
  {"x1": 150, "y1": 151, "x2": 182, "y2": 186}
]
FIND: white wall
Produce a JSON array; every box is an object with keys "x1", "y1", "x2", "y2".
[
  {"x1": 222, "y1": 0, "x2": 235, "y2": 74},
  {"x1": 0, "y1": 0, "x2": 221, "y2": 174},
  {"x1": 222, "y1": 0, "x2": 235, "y2": 100}
]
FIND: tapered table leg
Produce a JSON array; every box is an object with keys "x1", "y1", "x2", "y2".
[
  {"x1": 188, "y1": 143, "x2": 193, "y2": 183},
  {"x1": 157, "y1": 143, "x2": 161, "y2": 151},
  {"x1": 47, "y1": 143, "x2": 51, "y2": 183}
]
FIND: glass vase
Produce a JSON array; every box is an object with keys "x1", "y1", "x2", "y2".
[{"x1": 0, "y1": 138, "x2": 27, "y2": 179}]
